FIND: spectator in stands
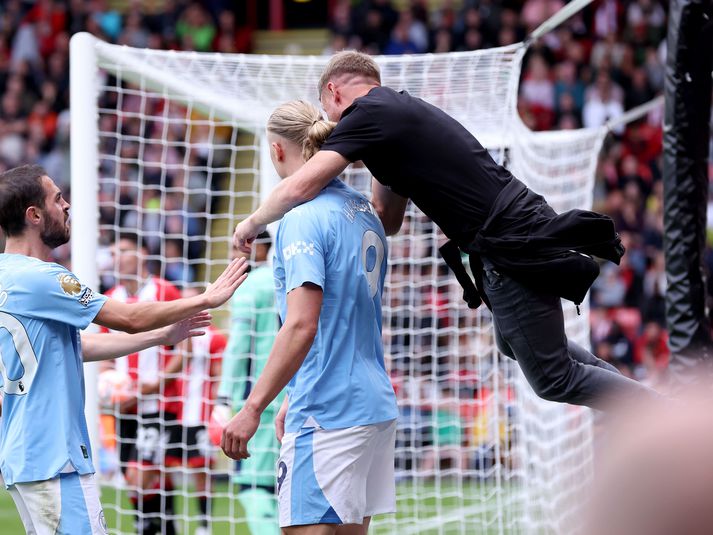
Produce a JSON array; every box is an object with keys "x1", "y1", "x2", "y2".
[
  {"x1": 176, "y1": 2, "x2": 216, "y2": 52},
  {"x1": 90, "y1": 0, "x2": 122, "y2": 42},
  {"x1": 591, "y1": 33, "x2": 627, "y2": 75},
  {"x1": 633, "y1": 320, "x2": 668, "y2": 383},
  {"x1": 496, "y1": 24, "x2": 518, "y2": 47},
  {"x1": 645, "y1": 45, "x2": 665, "y2": 91},
  {"x1": 521, "y1": 0, "x2": 565, "y2": 34},
  {"x1": 384, "y1": 15, "x2": 420, "y2": 55},
  {"x1": 458, "y1": 27, "x2": 484, "y2": 51},
  {"x1": 213, "y1": 9, "x2": 252, "y2": 54},
  {"x1": 641, "y1": 250, "x2": 667, "y2": 325},
  {"x1": 520, "y1": 53, "x2": 555, "y2": 130},
  {"x1": 429, "y1": 0, "x2": 457, "y2": 39},
  {"x1": 583, "y1": 70, "x2": 625, "y2": 133},
  {"x1": 432, "y1": 27, "x2": 454, "y2": 53},
  {"x1": 370, "y1": 0, "x2": 399, "y2": 38},
  {"x1": 119, "y1": 10, "x2": 150, "y2": 48},
  {"x1": 553, "y1": 60, "x2": 585, "y2": 117},
  {"x1": 625, "y1": 0, "x2": 666, "y2": 44},
  {"x1": 0, "y1": 92, "x2": 27, "y2": 166},
  {"x1": 453, "y1": 6, "x2": 481, "y2": 48},
  {"x1": 626, "y1": 67, "x2": 654, "y2": 109},
  {"x1": 357, "y1": 7, "x2": 390, "y2": 53},
  {"x1": 329, "y1": 0, "x2": 353, "y2": 38}
]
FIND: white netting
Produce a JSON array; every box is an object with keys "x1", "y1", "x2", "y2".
[
  {"x1": 72, "y1": 33, "x2": 611, "y2": 535},
  {"x1": 95, "y1": 43, "x2": 523, "y2": 150}
]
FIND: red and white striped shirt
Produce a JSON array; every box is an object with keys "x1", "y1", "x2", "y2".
[
  {"x1": 103, "y1": 277, "x2": 182, "y2": 416},
  {"x1": 179, "y1": 326, "x2": 226, "y2": 426}
]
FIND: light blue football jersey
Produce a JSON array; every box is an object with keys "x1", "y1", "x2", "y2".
[
  {"x1": 0, "y1": 254, "x2": 107, "y2": 486},
  {"x1": 273, "y1": 179, "x2": 398, "y2": 433}
]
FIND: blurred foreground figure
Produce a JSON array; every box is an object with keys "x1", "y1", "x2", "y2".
[{"x1": 585, "y1": 388, "x2": 713, "y2": 535}]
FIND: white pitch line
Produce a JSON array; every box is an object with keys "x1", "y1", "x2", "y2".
[{"x1": 389, "y1": 502, "x2": 494, "y2": 535}]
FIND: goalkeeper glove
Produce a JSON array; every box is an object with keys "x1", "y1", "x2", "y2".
[{"x1": 209, "y1": 402, "x2": 232, "y2": 446}]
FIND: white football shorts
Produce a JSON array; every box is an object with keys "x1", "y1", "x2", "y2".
[
  {"x1": 277, "y1": 419, "x2": 397, "y2": 528},
  {"x1": 7, "y1": 471, "x2": 107, "y2": 535}
]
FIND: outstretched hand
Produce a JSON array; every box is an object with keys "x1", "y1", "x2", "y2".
[
  {"x1": 233, "y1": 217, "x2": 266, "y2": 255},
  {"x1": 203, "y1": 257, "x2": 249, "y2": 308},
  {"x1": 159, "y1": 312, "x2": 212, "y2": 346}
]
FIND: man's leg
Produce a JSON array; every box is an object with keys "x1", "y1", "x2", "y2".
[
  {"x1": 58, "y1": 473, "x2": 107, "y2": 534},
  {"x1": 193, "y1": 471, "x2": 210, "y2": 535},
  {"x1": 80, "y1": 474, "x2": 109, "y2": 534},
  {"x1": 566, "y1": 339, "x2": 622, "y2": 375},
  {"x1": 8, "y1": 477, "x2": 61, "y2": 535},
  {"x1": 128, "y1": 417, "x2": 177, "y2": 535},
  {"x1": 282, "y1": 519, "x2": 371, "y2": 535},
  {"x1": 278, "y1": 423, "x2": 393, "y2": 535},
  {"x1": 183, "y1": 425, "x2": 211, "y2": 534},
  {"x1": 283, "y1": 524, "x2": 337, "y2": 535},
  {"x1": 10, "y1": 473, "x2": 108, "y2": 535},
  {"x1": 482, "y1": 263, "x2": 658, "y2": 409},
  {"x1": 116, "y1": 411, "x2": 138, "y2": 477},
  {"x1": 337, "y1": 518, "x2": 371, "y2": 535},
  {"x1": 495, "y1": 320, "x2": 622, "y2": 375},
  {"x1": 125, "y1": 464, "x2": 163, "y2": 535}
]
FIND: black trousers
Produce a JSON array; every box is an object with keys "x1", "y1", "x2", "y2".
[{"x1": 481, "y1": 257, "x2": 657, "y2": 410}]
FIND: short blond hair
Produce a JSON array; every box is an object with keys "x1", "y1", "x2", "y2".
[
  {"x1": 267, "y1": 100, "x2": 336, "y2": 162},
  {"x1": 318, "y1": 50, "x2": 381, "y2": 96}
]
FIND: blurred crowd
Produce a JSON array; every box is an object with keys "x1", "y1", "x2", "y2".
[
  {"x1": 0, "y1": 0, "x2": 253, "y2": 277},
  {"x1": 1, "y1": 1, "x2": 712, "y2": 463},
  {"x1": 0, "y1": 0, "x2": 254, "y2": 180}
]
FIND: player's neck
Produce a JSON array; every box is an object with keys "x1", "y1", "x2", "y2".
[
  {"x1": 283, "y1": 160, "x2": 303, "y2": 177},
  {"x1": 344, "y1": 82, "x2": 378, "y2": 106},
  {"x1": 3, "y1": 234, "x2": 54, "y2": 262}
]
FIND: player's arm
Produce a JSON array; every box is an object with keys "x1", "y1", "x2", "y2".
[
  {"x1": 80, "y1": 313, "x2": 211, "y2": 362},
  {"x1": 94, "y1": 258, "x2": 248, "y2": 333},
  {"x1": 371, "y1": 177, "x2": 408, "y2": 235},
  {"x1": 221, "y1": 284, "x2": 322, "y2": 459},
  {"x1": 244, "y1": 284, "x2": 321, "y2": 414},
  {"x1": 233, "y1": 151, "x2": 348, "y2": 253}
]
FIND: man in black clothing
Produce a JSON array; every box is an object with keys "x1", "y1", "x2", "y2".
[{"x1": 234, "y1": 50, "x2": 658, "y2": 410}]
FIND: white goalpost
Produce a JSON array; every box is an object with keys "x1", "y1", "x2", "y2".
[{"x1": 69, "y1": 3, "x2": 658, "y2": 532}]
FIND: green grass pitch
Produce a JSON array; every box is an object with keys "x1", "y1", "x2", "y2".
[{"x1": 0, "y1": 479, "x2": 508, "y2": 534}]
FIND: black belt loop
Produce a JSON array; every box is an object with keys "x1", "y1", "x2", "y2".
[{"x1": 439, "y1": 240, "x2": 482, "y2": 310}]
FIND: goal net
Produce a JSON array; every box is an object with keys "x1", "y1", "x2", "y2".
[{"x1": 70, "y1": 25, "x2": 615, "y2": 535}]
